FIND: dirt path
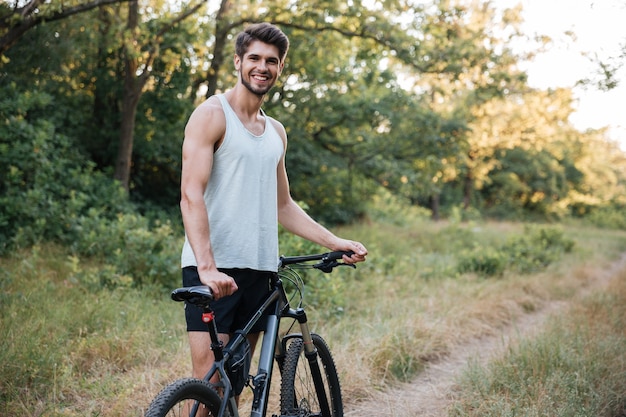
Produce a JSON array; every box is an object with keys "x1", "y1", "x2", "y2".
[{"x1": 344, "y1": 254, "x2": 626, "y2": 417}]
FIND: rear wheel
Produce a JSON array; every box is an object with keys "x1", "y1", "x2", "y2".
[
  {"x1": 280, "y1": 333, "x2": 343, "y2": 417},
  {"x1": 145, "y1": 378, "x2": 222, "y2": 417}
]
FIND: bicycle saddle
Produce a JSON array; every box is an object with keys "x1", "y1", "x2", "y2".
[{"x1": 171, "y1": 286, "x2": 214, "y2": 307}]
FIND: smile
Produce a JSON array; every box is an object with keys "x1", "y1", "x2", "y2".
[{"x1": 252, "y1": 74, "x2": 270, "y2": 82}]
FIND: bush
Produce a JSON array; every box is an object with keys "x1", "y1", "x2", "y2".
[
  {"x1": 456, "y1": 226, "x2": 575, "y2": 277},
  {"x1": 503, "y1": 226, "x2": 575, "y2": 273},
  {"x1": 584, "y1": 205, "x2": 626, "y2": 230},
  {"x1": 71, "y1": 213, "x2": 181, "y2": 288},
  {"x1": 457, "y1": 247, "x2": 507, "y2": 277},
  {"x1": 0, "y1": 89, "x2": 133, "y2": 253},
  {"x1": 1, "y1": 88, "x2": 179, "y2": 289}
]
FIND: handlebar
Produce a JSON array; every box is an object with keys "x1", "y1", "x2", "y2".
[
  {"x1": 172, "y1": 251, "x2": 356, "y2": 304},
  {"x1": 279, "y1": 250, "x2": 356, "y2": 273}
]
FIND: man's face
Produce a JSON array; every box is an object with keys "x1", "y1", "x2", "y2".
[{"x1": 235, "y1": 40, "x2": 284, "y2": 96}]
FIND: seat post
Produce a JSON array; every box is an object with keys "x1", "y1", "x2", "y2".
[{"x1": 202, "y1": 307, "x2": 224, "y2": 361}]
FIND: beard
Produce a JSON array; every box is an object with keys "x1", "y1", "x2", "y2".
[{"x1": 240, "y1": 70, "x2": 274, "y2": 97}]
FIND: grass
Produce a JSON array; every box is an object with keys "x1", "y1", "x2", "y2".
[
  {"x1": 450, "y1": 268, "x2": 626, "y2": 416},
  {"x1": 2, "y1": 219, "x2": 626, "y2": 416},
  {"x1": 0, "y1": 245, "x2": 188, "y2": 416}
]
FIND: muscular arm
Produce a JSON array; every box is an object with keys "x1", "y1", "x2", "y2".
[
  {"x1": 180, "y1": 98, "x2": 238, "y2": 298},
  {"x1": 272, "y1": 120, "x2": 367, "y2": 263}
]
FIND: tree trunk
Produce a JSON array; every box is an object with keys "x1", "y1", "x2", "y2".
[
  {"x1": 113, "y1": 0, "x2": 207, "y2": 190},
  {"x1": 204, "y1": 0, "x2": 232, "y2": 98},
  {"x1": 113, "y1": 0, "x2": 140, "y2": 191},
  {"x1": 115, "y1": 86, "x2": 140, "y2": 191},
  {"x1": 430, "y1": 193, "x2": 440, "y2": 221},
  {"x1": 463, "y1": 168, "x2": 473, "y2": 210}
]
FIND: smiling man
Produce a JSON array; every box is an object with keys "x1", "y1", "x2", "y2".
[{"x1": 178, "y1": 22, "x2": 367, "y2": 392}]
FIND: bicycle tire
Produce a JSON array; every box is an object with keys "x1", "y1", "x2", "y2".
[
  {"x1": 145, "y1": 378, "x2": 222, "y2": 417},
  {"x1": 280, "y1": 333, "x2": 343, "y2": 417}
]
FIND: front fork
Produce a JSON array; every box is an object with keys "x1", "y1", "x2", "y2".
[
  {"x1": 281, "y1": 308, "x2": 333, "y2": 417},
  {"x1": 250, "y1": 306, "x2": 318, "y2": 416},
  {"x1": 282, "y1": 306, "x2": 315, "y2": 353}
]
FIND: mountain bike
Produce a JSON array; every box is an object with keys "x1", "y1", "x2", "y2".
[{"x1": 145, "y1": 250, "x2": 355, "y2": 417}]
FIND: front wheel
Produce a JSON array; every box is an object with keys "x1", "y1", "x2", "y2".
[
  {"x1": 145, "y1": 378, "x2": 222, "y2": 417},
  {"x1": 280, "y1": 333, "x2": 343, "y2": 417}
]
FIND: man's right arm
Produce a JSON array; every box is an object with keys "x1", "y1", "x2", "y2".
[{"x1": 180, "y1": 99, "x2": 238, "y2": 299}]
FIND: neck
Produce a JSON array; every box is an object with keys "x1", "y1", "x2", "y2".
[{"x1": 226, "y1": 84, "x2": 265, "y2": 118}]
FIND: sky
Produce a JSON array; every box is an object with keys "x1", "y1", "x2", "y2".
[{"x1": 494, "y1": 0, "x2": 626, "y2": 148}]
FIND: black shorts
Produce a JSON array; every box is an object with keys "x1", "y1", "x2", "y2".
[{"x1": 182, "y1": 267, "x2": 274, "y2": 334}]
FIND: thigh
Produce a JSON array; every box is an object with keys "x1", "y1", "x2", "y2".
[{"x1": 232, "y1": 270, "x2": 273, "y2": 333}]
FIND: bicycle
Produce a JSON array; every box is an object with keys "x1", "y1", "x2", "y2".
[{"x1": 145, "y1": 250, "x2": 356, "y2": 417}]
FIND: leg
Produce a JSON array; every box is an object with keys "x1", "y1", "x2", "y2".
[
  {"x1": 188, "y1": 332, "x2": 260, "y2": 380},
  {"x1": 247, "y1": 332, "x2": 260, "y2": 355},
  {"x1": 184, "y1": 332, "x2": 230, "y2": 417},
  {"x1": 188, "y1": 331, "x2": 230, "y2": 381}
]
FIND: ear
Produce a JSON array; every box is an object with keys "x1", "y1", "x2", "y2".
[{"x1": 234, "y1": 54, "x2": 241, "y2": 71}]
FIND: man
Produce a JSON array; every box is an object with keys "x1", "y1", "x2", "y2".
[{"x1": 179, "y1": 22, "x2": 368, "y2": 385}]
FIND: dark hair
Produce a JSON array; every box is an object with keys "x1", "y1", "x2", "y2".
[{"x1": 235, "y1": 23, "x2": 290, "y2": 62}]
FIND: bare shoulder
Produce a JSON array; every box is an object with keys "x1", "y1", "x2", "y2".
[
  {"x1": 267, "y1": 116, "x2": 287, "y2": 146},
  {"x1": 184, "y1": 96, "x2": 226, "y2": 145}
]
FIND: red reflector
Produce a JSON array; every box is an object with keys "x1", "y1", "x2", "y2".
[{"x1": 202, "y1": 312, "x2": 214, "y2": 323}]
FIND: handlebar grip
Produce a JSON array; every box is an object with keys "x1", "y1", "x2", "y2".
[{"x1": 324, "y1": 250, "x2": 355, "y2": 261}]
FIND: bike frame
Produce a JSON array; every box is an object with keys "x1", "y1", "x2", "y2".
[
  {"x1": 173, "y1": 251, "x2": 354, "y2": 417},
  {"x1": 197, "y1": 273, "x2": 329, "y2": 417}
]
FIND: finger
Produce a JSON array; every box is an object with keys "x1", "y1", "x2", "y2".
[
  {"x1": 209, "y1": 283, "x2": 221, "y2": 300},
  {"x1": 349, "y1": 252, "x2": 365, "y2": 263}
]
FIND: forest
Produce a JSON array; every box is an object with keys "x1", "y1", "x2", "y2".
[
  {"x1": 1, "y1": 0, "x2": 626, "y2": 258},
  {"x1": 4, "y1": 2, "x2": 626, "y2": 416}
]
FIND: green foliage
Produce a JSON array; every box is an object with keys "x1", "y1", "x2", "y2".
[
  {"x1": 70, "y1": 213, "x2": 180, "y2": 288},
  {"x1": 584, "y1": 204, "x2": 626, "y2": 230},
  {"x1": 2, "y1": 0, "x2": 626, "y2": 228},
  {"x1": 502, "y1": 226, "x2": 575, "y2": 273},
  {"x1": 129, "y1": 48, "x2": 195, "y2": 209},
  {"x1": 457, "y1": 247, "x2": 508, "y2": 277},
  {"x1": 365, "y1": 188, "x2": 432, "y2": 226},
  {"x1": 457, "y1": 226, "x2": 575, "y2": 277},
  {"x1": 0, "y1": 88, "x2": 131, "y2": 253},
  {"x1": 0, "y1": 87, "x2": 179, "y2": 289},
  {"x1": 481, "y1": 147, "x2": 577, "y2": 219}
]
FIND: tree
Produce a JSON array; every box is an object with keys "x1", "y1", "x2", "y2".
[
  {"x1": 0, "y1": 0, "x2": 131, "y2": 56},
  {"x1": 114, "y1": 0, "x2": 208, "y2": 191},
  {"x1": 378, "y1": 0, "x2": 528, "y2": 218}
]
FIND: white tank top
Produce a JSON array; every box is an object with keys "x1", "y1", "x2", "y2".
[{"x1": 181, "y1": 94, "x2": 284, "y2": 272}]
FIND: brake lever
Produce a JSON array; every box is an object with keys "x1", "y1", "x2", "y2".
[{"x1": 315, "y1": 260, "x2": 357, "y2": 273}]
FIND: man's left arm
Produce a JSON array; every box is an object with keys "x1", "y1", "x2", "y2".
[{"x1": 273, "y1": 121, "x2": 367, "y2": 264}]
